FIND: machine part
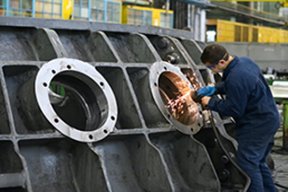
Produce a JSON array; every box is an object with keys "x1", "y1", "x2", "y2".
[
  {"x1": 165, "y1": 52, "x2": 180, "y2": 64},
  {"x1": 48, "y1": 89, "x2": 66, "y2": 105},
  {"x1": 219, "y1": 169, "x2": 230, "y2": 182},
  {"x1": 150, "y1": 61, "x2": 203, "y2": 135},
  {"x1": 89, "y1": 132, "x2": 221, "y2": 192},
  {"x1": 209, "y1": 112, "x2": 251, "y2": 191},
  {"x1": 148, "y1": 132, "x2": 220, "y2": 191},
  {"x1": 19, "y1": 58, "x2": 118, "y2": 142},
  {"x1": 0, "y1": 17, "x2": 249, "y2": 192},
  {"x1": 221, "y1": 155, "x2": 230, "y2": 164},
  {"x1": 191, "y1": 91, "x2": 204, "y2": 103},
  {"x1": 148, "y1": 36, "x2": 188, "y2": 64}
]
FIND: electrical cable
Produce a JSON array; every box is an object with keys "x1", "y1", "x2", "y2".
[{"x1": 275, "y1": 182, "x2": 288, "y2": 190}]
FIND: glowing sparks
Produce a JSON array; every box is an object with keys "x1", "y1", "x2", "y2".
[
  {"x1": 166, "y1": 88, "x2": 193, "y2": 119},
  {"x1": 185, "y1": 72, "x2": 201, "y2": 90},
  {"x1": 167, "y1": 95, "x2": 185, "y2": 117},
  {"x1": 160, "y1": 70, "x2": 200, "y2": 125}
]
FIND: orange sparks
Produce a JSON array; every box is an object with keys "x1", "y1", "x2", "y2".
[
  {"x1": 161, "y1": 71, "x2": 200, "y2": 124},
  {"x1": 185, "y1": 72, "x2": 201, "y2": 90},
  {"x1": 166, "y1": 91, "x2": 192, "y2": 118}
]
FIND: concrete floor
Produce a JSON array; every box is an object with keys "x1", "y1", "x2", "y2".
[{"x1": 272, "y1": 128, "x2": 288, "y2": 192}]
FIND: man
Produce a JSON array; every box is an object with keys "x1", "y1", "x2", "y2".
[{"x1": 197, "y1": 44, "x2": 280, "y2": 192}]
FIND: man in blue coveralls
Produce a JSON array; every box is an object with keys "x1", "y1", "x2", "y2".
[{"x1": 197, "y1": 44, "x2": 280, "y2": 192}]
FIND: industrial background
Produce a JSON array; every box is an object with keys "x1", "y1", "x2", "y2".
[{"x1": 0, "y1": 0, "x2": 287, "y2": 191}]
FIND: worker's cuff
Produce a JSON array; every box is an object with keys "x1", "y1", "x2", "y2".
[{"x1": 207, "y1": 95, "x2": 220, "y2": 110}]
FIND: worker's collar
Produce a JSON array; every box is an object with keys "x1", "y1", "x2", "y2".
[{"x1": 222, "y1": 56, "x2": 239, "y2": 80}]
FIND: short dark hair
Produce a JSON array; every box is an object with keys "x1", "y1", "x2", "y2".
[{"x1": 200, "y1": 44, "x2": 229, "y2": 64}]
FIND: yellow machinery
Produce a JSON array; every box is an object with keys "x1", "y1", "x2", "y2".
[
  {"x1": 207, "y1": 19, "x2": 288, "y2": 43},
  {"x1": 122, "y1": 5, "x2": 173, "y2": 28},
  {"x1": 62, "y1": 0, "x2": 73, "y2": 19}
]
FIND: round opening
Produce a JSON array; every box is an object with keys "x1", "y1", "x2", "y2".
[
  {"x1": 48, "y1": 71, "x2": 109, "y2": 132},
  {"x1": 158, "y1": 71, "x2": 199, "y2": 125}
]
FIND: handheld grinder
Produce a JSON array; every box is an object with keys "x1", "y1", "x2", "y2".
[{"x1": 191, "y1": 90, "x2": 204, "y2": 103}]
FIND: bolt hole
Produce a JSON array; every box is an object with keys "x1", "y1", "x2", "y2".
[
  {"x1": 198, "y1": 123, "x2": 201, "y2": 127},
  {"x1": 167, "y1": 114, "x2": 171, "y2": 118},
  {"x1": 111, "y1": 116, "x2": 115, "y2": 121},
  {"x1": 54, "y1": 118, "x2": 59, "y2": 123},
  {"x1": 67, "y1": 65, "x2": 71, "y2": 69},
  {"x1": 43, "y1": 82, "x2": 48, "y2": 87},
  {"x1": 103, "y1": 129, "x2": 108, "y2": 134},
  {"x1": 89, "y1": 135, "x2": 93, "y2": 139},
  {"x1": 52, "y1": 70, "x2": 56, "y2": 74},
  {"x1": 154, "y1": 82, "x2": 157, "y2": 86},
  {"x1": 164, "y1": 67, "x2": 167, "y2": 70},
  {"x1": 100, "y1": 82, "x2": 104, "y2": 86},
  {"x1": 191, "y1": 128, "x2": 194, "y2": 132}
]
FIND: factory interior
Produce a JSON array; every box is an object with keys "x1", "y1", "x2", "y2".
[{"x1": 0, "y1": 0, "x2": 288, "y2": 191}]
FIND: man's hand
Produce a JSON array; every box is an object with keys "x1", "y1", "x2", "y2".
[
  {"x1": 197, "y1": 86, "x2": 216, "y2": 97},
  {"x1": 201, "y1": 96, "x2": 211, "y2": 107}
]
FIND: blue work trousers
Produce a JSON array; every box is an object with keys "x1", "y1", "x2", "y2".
[{"x1": 236, "y1": 129, "x2": 277, "y2": 192}]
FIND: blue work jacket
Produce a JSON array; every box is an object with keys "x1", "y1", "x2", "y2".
[{"x1": 208, "y1": 56, "x2": 280, "y2": 138}]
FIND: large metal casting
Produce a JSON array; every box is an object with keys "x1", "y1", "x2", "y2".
[
  {"x1": 0, "y1": 17, "x2": 249, "y2": 192},
  {"x1": 150, "y1": 61, "x2": 203, "y2": 135},
  {"x1": 18, "y1": 58, "x2": 117, "y2": 142}
]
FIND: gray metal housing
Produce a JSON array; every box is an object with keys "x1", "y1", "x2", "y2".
[{"x1": 0, "y1": 17, "x2": 249, "y2": 192}]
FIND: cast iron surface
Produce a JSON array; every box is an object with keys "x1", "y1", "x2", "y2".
[{"x1": 0, "y1": 17, "x2": 249, "y2": 192}]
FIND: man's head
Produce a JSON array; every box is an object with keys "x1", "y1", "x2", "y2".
[{"x1": 200, "y1": 44, "x2": 230, "y2": 73}]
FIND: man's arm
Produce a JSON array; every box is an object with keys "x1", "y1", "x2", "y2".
[{"x1": 204, "y1": 80, "x2": 248, "y2": 119}]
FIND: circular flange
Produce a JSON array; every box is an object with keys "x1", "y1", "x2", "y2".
[
  {"x1": 150, "y1": 61, "x2": 203, "y2": 135},
  {"x1": 35, "y1": 58, "x2": 117, "y2": 142}
]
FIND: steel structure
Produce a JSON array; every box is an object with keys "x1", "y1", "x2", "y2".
[{"x1": 0, "y1": 17, "x2": 249, "y2": 191}]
